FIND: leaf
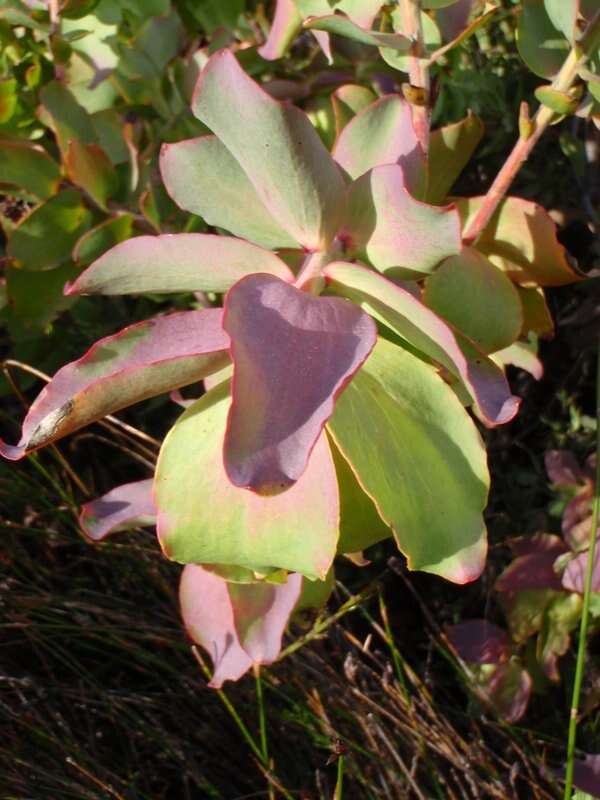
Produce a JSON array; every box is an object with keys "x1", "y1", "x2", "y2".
[
  {"x1": 223, "y1": 274, "x2": 377, "y2": 494},
  {"x1": 155, "y1": 382, "x2": 339, "y2": 579},
  {"x1": 457, "y1": 196, "x2": 582, "y2": 286},
  {"x1": 304, "y1": 13, "x2": 411, "y2": 51},
  {"x1": 67, "y1": 234, "x2": 294, "y2": 296},
  {"x1": 331, "y1": 84, "x2": 377, "y2": 136},
  {"x1": 423, "y1": 247, "x2": 523, "y2": 353},
  {"x1": 341, "y1": 165, "x2": 462, "y2": 279},
  {"x1": 5, "y1": 262, "x2": 81, "y2": 330},
  {"x1": 495, "y1": 535, "x2": 567, "y2": 592},
  {"x1": 492, "y1": 340, "x2": 543, "y2": 380},
  {"x1": 446, "y1": 620, "x2": 510, "y2": 664},
  {"x1": 39, "y1": 80, "x2": 97, "y2": 154},
  {"x1": 72, "y1": 214, "x2": 135, "y2": 265},
  {"x1": 332, "y1": 94, "x2": 424, "y2": 196},
  {"x1": 562, "y1": 549, "x2": 600, "y2": 594},
  {"x1": 258, "y1": 0, "x2": 302, "y2": 60},
  {"x1": 427, "y1": 112, "x2": 484, "y2": 204},
  {"x1": 160, "y1": 136, "x2": 297, "y2": 249},
  {"x1": 501, "y1": 589, "x2": 558, "y2": 643},
  {"x1": 324, "y1": 261, "x2": 520, "y2": 426},
  {"x1": 192, "y1": 49, "x2": 345, "y2": 250},
  {"x1": 80, "y1": 479, "x2": 155, "y2": 541},
  {"x1": 0, "y1": 309, "x2": 230, "y2": 460},
  {"x1": 517, "y1": 0, "x2": 569, "y2": 79},
  {"x1": 65, "y1": 140, "x2": 119, "y2": 210},
  {"x1": 0, "y1": 140, "x2": 61, "y2": 200},
  {"x1": 572, "y1": 754, "x2": 600, "y2": 798},
  {"x1": 538, "y1": 592, "x2": 582, "y2": 680},
  {"x1": 180, "y1": 564, "x2": 302, "y2": 687},
  {"x1": 486, "y1": 659, "x2": 532, "y2": 723},
  {"x1": 535, "y1": 85, "x2": 579, "y2": 115},
  {"x1": 380, "y1": 9, "x2": 441, "y2": 72},
  {"x1": 7, "y1": 190, "x2": 93, "y2": 271},
  {"x1": 0, "y1": 78, "x2": 18, "y2": 123},
  {"x1": 327, "y1": 337, "x2": 489, "y2": 583},
  {"x1": 518, "y1": 286, "x2": 554, "y2": 338},
  {"x1": 543, "y1": 0, "x2": 578, "y2": 44},
  {"x1": 545, "y1": 450, "x2": 583, "y2": 486},
  {"x1": 330, "y1": 435, "x2": 391, "y2": 554}
]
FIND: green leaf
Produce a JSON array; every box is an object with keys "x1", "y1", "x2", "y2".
[
  {"x1": 155, "y1": 381, "x2": 339, "y2": 580},
  {"x1": 40, "y1": 80, "x2": 97, "y2": 154},
  {"x1": 192, "y1": 49, "x2": 345, "y2": 250},
  {"x1": 66, "y1": 140, "x2": 119, "y2": 210},
  {"x1": 7, "y1": 190, "x2": 93, "y2": 271},
  {"x1": 538, "y1": 592, "x2": 582, "y2": 680},
  {"x1": 189, "y1": 0, "x2": 244, "y2": 33},
  {"x1": 331, "y1": 84, "x2": 377, "y2": 136},
  {"x1": 304, "y1": 13, "x2": 411, "y2": 51},
  {"x1": 0, "y1": 77, "x2": 17, "y2": 123},
  {"x1": 517, "y1": 0, "x2": 569, "y2": 79},
  {"x1": 73, "y1": 214, "x2": 134, "y2": 265},
  {"x1": 5, "y1": 262, "x2": 81, "y2": 330},
  {"x1": 380, "y1": 9, "x2": 441, "y2": 72},
  {"x1": 0, "y1": 141, "x2": 61, "y2": 200},
  {"x1": 423, "y1": 247, "x2": 523, "y2": 353},
  {"x1": 427, "y1": 112, "x2": 484, "y2": 204},
  {"x1": 327, "y1": 338, "x2": 488, "y2": 583},
  {"x1": 160, "y1": 136, "x2": 297, "y2": 249},
  {"x1": 543, "y1": 0, "x2": 578, "y2": 43}
]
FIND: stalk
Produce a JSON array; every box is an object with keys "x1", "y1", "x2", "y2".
[
  {"x1": 563, "y1": 339, "x2": 600, "y2": 798},
  {"x1": 399, "y1": 0, "x2": 431, "y2": 159},
  {"x1": 463, "y1": 11, "x2": 600, "y2": 245}
]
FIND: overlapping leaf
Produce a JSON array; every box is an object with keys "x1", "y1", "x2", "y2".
[{"x1": 80, "y1": 479, "x2": 155, "y2": 541}]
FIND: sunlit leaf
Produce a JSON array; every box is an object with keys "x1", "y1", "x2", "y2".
[
  {"x1": 258, "y1": 0, "x2": 302, "y2": 60},
  {"x1": 223, "y1": 274, "x2": 377, "y2": 494},
  {"x1": 517, "y1": 0, "x2": 569, "y2": 79},
  {"x1": 331, "y1": 84, "x2": 377, "y2": 136},
  {"x1": 0, "y1": 309, "x2": 230, "y2": 460},
  {"x1": 327, "y1": 337, "x2": 489, "y2": 583},
  {"x1": 156, "y1": 382, "x2": 339, "y2": 579},
  {"x1": 80, "y1": 479, "x2": 155, "y2": 541},
  {"x1": 304, "y1": 13, "x2": 411, "y2": 50},
  {"x1": 67, "y1": 234, "x2": 294, "y2": 296}
]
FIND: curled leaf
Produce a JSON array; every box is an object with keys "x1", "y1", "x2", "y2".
[{"x1": 80, "y1": 479, "x2": 155, "y2": 541}]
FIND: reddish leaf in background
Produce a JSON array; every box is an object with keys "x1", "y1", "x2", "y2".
[
  {"x1": 223, "y1": 274, "x2": 377, "y2": 494},
  {"x1": 572, "y1": 753, "x2": 600, "y2": 797},
  {"x1": 179, "y1": 564, "x2": 302, "y2": 687},
  {"x1": 545, "y1": 449, "x2": 585, "y2": 486},
  {"x1": 446, "y1": 619, "x2": 511, "y2": 664},
  {"x1": 496, "y1": 534, "x2": 568, "y2": 593},
  {"x1": 80, "y1": 479, "x2": 155, "y2": 541},
  {"x1": 562, "y1": 548, "x2": 600, "y2": 594}
]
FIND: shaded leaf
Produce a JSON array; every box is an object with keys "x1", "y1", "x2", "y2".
[
  {"x1": 5, "y1": 262, "x2": 81, "y2": 330},
  {"x1": 518, "y1": 286, "x2": 554, "y2": 338},
  {"x1": 496, "y1": 535, "x2": 567, "y2": 592},
  {"x1": 223, "y1": 274, "x2": 377, "y2": 494},
  {"x1": 341, "y1": 164, "x2": 461, "y2": 278},
  {"x1": 156, "y1": 382, "x2": 339, "y2": 579},
  {"x1": 80, "y1": 479, "x2": 155, "y2": 541},
  {"x1": 192, "y1": 49, "x2": 345, "y2": 249},
  {"x1": 304, "y1": 13, "x2": 411, "y2": 50},
  {"x1": 427, "y1": 112, "x2": 484, "y2": 204},
  {"x1": 501, "y1": 589, "x2": 558, "y2": 644},
  {"x1": 486, "y1": 659, "x2": 532, "y2": 723},
  {"x1": 331, "y1": 84, "x2": 377, "y2": 136},
  {"x1": 65, "y1": 140, "x2": 119, "y2": 210},
  {"x1": 572, "y1": 753, "x2": 600, "y2": 798},
  {"x1": 72, "y1": 214, "x2": 135, "y2": 265},
  {"x1": 538, "y1": 592, "x2": 582, "y2": 680},
  {"x1": 562, "y1": 549, "x2": 600, "y2": 594},
  {"x1": 545, "y1": 449, "x2": 584, "y2": 486},
  {"x1": 67, "y1": 234, "x2": 294, "y2": 296},
  {"x1": 423, "y1": 247, "x2": 523, "y2": 354},
  {"x1": 0, "y1": 141, "x2": 61, "y2": 200},
  {"x1": 40, "y1": 80, "x2": 97, "y2": 154},
  {"x1": 324, "y1": 261, "x2": 520, "y2": 426},
  {"x1": 7, "y1": 189, "x2": 93, "y2": 271},
  {"x1": 327, "y1": 337, "x2": 489, "y2": 583},
  {"x1": 160, "y1": 136, "x2": 297, "y2": 249},
  {"x1": 517, "y1": 0, "x2": 569, "y2": 79},
  {"x1": 0, "y1": 309, "x2": 230, "y2": 460},
  {"x1": 446, "y1": 619, "x2": 510, "y2": 664}
]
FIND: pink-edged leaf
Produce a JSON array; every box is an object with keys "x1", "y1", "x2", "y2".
[
  {"x1": 331, "y1": 84, "x2": 378, "y2": 135},
  {"x1": 304, "y1": 13, "x2": 411, "y2": 51},
  {"x1": 323, "y1": 261, "x2": 519, "y2": 427},
  {"x1": 159, "y1": 137, "x2": 297, "y2": 250},
  {"x1": 180, "y1": 565, "x2": 302, "y2": 687},
  {"x1": 0, "y1": 309, "x2": 229, "y2": 460},
  {"x1": 192, "y1": 49, "x2": 345, "y2": 250},
  {"x1": 80, "y1": 479, "x2": 155, "y2": 541},
  {"x1": 66, "y1": 234, "x2": 294, "y2": 296},
  {"x1": 496, "y1": 534, "x2": 568, "y2": 593},
  {"x1": 572, "y1": 753, "x2": 600, "y2": 797},
  {"x1": 446, "y1": 620, "x2": 511, "y2": 664},
  {"x1": 332, "y1": 94, "x2": 424, "y2": 195},
  {"x1": 340, "y1": 164, "x2": 462, "y2": 278},
  {"x1": 258, "y1": 0, "x2": 302, "y2": 60},
  {"x1": 492, "y1": 341, "x2": 544, "y2": 381},
  {"x1": 545, "y1": 449, "x2": 584, "y2": 486},
  {"x1": 222, "y1": 274, "x2": 377, "y2": 494},
  {"x1": 486, "y1": 660, "x2": 532, "y2": 723},
  {"x1": 562, "y1": 548, "x2": 600, "y2": 594}
]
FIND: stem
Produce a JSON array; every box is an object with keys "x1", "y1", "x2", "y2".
[
  {"x1": 334, "y1": 754, "x2": 344, "y2": 800},
  {"x1": 563, "y1": 338, "x2": 600, "y2": 799},
  {"x1": 463, "y1": 11, "x2": 600, "y2": 245},
  {"x1": 254, "y1": 665, "x2": 269, "y2": 765},
  {"x1": 399, "y1": 0, "x2": 430, "y2": 159}
]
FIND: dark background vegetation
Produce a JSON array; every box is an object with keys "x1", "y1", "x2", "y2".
[{"x1": 1, "y1": 2, "x2": 599, "y2": 798}]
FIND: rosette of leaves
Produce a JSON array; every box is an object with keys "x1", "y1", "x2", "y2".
[{"x1": 0, "y1": 49, "x2": 579, "y2": 685}]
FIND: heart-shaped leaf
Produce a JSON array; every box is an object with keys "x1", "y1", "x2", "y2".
[
  {"x1": 67, "y1": 234, "x2": 294, "y2": 296},
  {"x1": 0, "y1": 309, "x2": 230, "y2": 460},
  {"x1": 327, "y1": 337, "x2": 489, "y2": 583},
  {"x1": 324, "y1": 261, "x2": 520, "y2": 426},
  {"x1": 155, "y1": 381, "x2": 339, "y2": 579},
  {"x1": 223, "y1": 274, "x2": 377, "y2": 494},
  {"x1": 192, "y1": 49, "x2": 345, "y2": 249},
  {"x1": 80, "y1": 479, "x2": 155, "y2": 541},
  {"x1": 341, "y1": 164, "x2": 461, "y2": 278},
  {"x1": 160, "y1": 136, "x2": 297, "y2": 249},
  {"x1": 180, "y1": 564, "x2": 302, "y2": 687},
  {"x1": 332, "y1": 94, "x2": 424, "y2": 195}
]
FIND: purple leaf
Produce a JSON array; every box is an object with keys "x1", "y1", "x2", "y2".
[
  {"x1": 0, "y1": 309, "x2": 229, "y2": 460},
  {"x1": 496, "y1": 535, "x2": 568, "y2": 592},
  {"x1": 222, "y1": 274, "x2": 377, "y2": 494},
  {"x1": 510, "y1": 532, "x2": 566, "y2": 558},
  {"x1": 66, "y1": 234, "x2": 294, "y2": 296},
  {"x1": 563, "y1": 489, "x2": 594, "y2": 551},
  {"x1": 446, "y1": 620, "x2": 511, "y2": 664},
  {"x1": 562, "y1": 548, "x2": 600, "y2": 594},
  {"x1": 192, "y1": 49, "x2": 345, "y2": 250},
  {"x1": 332, "y1": 94, "x2": 424, "y2": 195},
  {"x1": 572, "y1": 753, "x2": 600, "y2": 797},
  {"x1": 80, "y1": 479, "x2": 155, "y2": 541},
  {"x1": 545, "y1": 449, "x2": 584, "y2": 486},
  {"x1": 179, "y1": 564, "x2": 302, "y2": 687},
  {"x1": 487, "y1": 661, "x2": 532, "y2": 723}
]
